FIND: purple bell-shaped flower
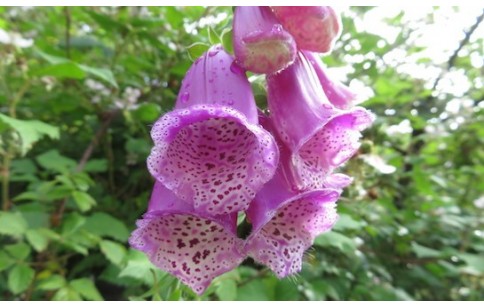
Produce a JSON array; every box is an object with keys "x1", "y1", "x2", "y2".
[
  {"x1": 129, "y1": 181, "x2": 244, "y2": 295},
  {"x1": 233, "y1": 6, "x2": 297, "y2": 74},
  {"x1": 147, "y1": 45, "x2": 279, "y2": 215},
  {"x1": 267, "y1": 51, "x2": 374, "y2": 190}
]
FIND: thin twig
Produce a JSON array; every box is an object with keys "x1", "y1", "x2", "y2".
[
  {"x1": 64, "y1": 7, "x2": 72, "y2": 59},
  {"x1": 431, "y1": 9, "x2": 484, "y2": 91},
  {"x1": 51, "y1": 111, "x2": 118, "y2": 227}
]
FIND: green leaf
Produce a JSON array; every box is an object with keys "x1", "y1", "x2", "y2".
[
  {"x1": 207, "y1": 26, "x2": 220, "y2": 45},
  {"x1": 0, "y1": 114, "x2": 60, "y2": 155},
  {"x1": 187, "y1": 42, "x2": 210, "y2": 61},
  {"x1": 0, "y1": 251, "x2": 15, "y2": 272},
  {"x1": 314, "y1": 232, "x2": 357, "y2": 255},
  {"x1": 216, "y1": 279, "x2": 237, "y2": 301},
  {"x1": 37, "y1": 275, "x2": 66, "y2": 291},
  {"x1": 79, "y1": 65, "x2": 118, "y2": 88},
  {"x1": 221, "y1": 28, "x2": 233, "y2": 54},
  {"x1": 33, "y1": 62, "x2": 86, "y2": 79},
  {"x1": 5, "y1": 243, "x2": 31, "y2": 260},
  {"x1": 0, "y1": 212, "x2": 28, "y2": 237},
  {"x1": 61, "y1": 213, "x2": 86, "y2": 236},
  {"x1": 132, "y1": 103, "x2": 162, "y2": 123},
  {"x1": 458, "y1": 253, "x2": 484, "y2": 274},
  {"x1": 236, "y1": 279, "x2": 271, "y2": 301},
  {"x1": 119, "y1": 249, "x2": 160, "y2": 284},
  {"x1": 72, "y1": 191, "x2": 97, "y2": 212},
  {"x1": 26, "y1": 229, "x2": 49, "y2": 252},
  {"x1": 52, "y1": 286, "x2": 82, "y2": 301},
  {"x1": 83, "y1": 159, "x2": 108, "y2": 173},
  {"x1": 8, "y1": 264, "x2": 35, "y2": 294},
  {"x1": 83, "y1": 212, "x2": 130, "y2": 242},
  {"x1": 36, "y1": 149, "x2": 76, "y2": 173},
  {"x1": 34, "y1": 50, "x2": 117, "y2": 87},
  {"x1": 333, "y1": 214, "x2": 367, "y2": 231},
  {"x1": 99, "y1": 240, "x2": 127, "y2": 266},
  {"x1": 411, "y1": 242, "x2": 442, "y2": 258},
  {"x1": 70, "y1": 278, "x2": 103, "y2": 301}
]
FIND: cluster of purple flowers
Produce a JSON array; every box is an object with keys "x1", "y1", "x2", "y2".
[{"x1": 129, "y1": 6, "x2": 374, "y2": 295}]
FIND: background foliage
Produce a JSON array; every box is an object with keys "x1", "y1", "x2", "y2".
[{"x1": 0, "y1": 6, "x2": 483, "y2": 301}]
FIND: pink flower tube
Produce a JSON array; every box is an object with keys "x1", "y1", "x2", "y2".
[
  {"x1": 244, "y1": 114, "x2": 340, "y2": 278},
  {"x1": 147, "y1": 45, "x2": 279, "y2": 215},
  {"x1": 267, "y1": 52, "x2": 374, "y2": 190},
  {"x1": 129, "y1": 181, "x2": 244, "y2": 295},
  {"x1": 271, "y1": 6, "x2": 341, "y2": 53},
  {"x1": 233, "y1": 6, "x2": 297, "y2": 74},
  {"x1": 304, "y1": 50, "x2": 357, "y2": 110}
]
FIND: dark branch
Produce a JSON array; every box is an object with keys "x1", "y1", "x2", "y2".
[{"x1": 432, "y1": 9, "x2": 484, "y2": 90}]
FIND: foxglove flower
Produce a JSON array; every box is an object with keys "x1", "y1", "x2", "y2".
[
  {"x1": 304, "y1": 50, "x2": 357, "y2": 110},
  {"x1": 267, "y1": 52, "x2": 374, "y2": 190},
  {"x1": 147, "y1": 45, "x2": 279, "y2": 215},
  {"x1": 271, "y1": 6, "x2": 341, "y2": 53},
  {"x1": 129, "y1": 181, "x2": 244, "y2": 295},
  {"x1": 233, "y1": 6, "x2": 297, "y2": 74},
  {"x1": 244, "y1": 114, "x2": 340, "y2": 278}
]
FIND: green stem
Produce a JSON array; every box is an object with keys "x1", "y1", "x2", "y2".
[{"x1": 1, "y1": 152, "x2": 10, "y2": 211}]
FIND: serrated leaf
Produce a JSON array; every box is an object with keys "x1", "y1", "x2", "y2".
[
  {"x1": 0, "y1": 212, "x2": 28, "y2": 236},
  {"x1": 37, "y1": 275, "x2": 66, "y2": 291},
  {"x1": 0, "y1": 114, "x2": 59, "y2": 155},
  {"x1": 5, "y1": 243, "x2": 31, "y2": 260},
  {"x1": 8, "y1": 264, "x2": 35, "y2": 294},
  {"x1": 72, "y1": 191, "x2": 96, "y2": 212},
  {"x1": 100, "y1": 240, "x2": 127, "y2": 266},
  {"x1": 70, "y1": 278, "x2": 103, "y2": 301},
  {"x1": 25, "y1": 229, "x2": 49, "y2": 252}
]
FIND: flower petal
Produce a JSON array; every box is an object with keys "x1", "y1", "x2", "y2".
[
  {"x1": 267, "y1": 52, "x2": 374, "y2": 189},
  {"x1": 148, "y1": 46, "x2": 279, "y2": 215},
  {"x1": 233, "y1": 6, "x2": 296, "y2": 74},
  {"x1": 304, "y1": 50, "x2": 357, "y2": 110},
  {"x1": 129, "y1": 182, "x2": 244, "y2": 295},
  {"x1": 271, "y1": 6, "x2": 341, "y2": 53}
]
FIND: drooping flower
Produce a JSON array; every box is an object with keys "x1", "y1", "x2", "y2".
[
  {"x1": 304, "y1": 50, "x2": 357, "y2": 110},
  {"x1": 129, "y1": 181, "x2": 244, "y2": 295},
  {"x1": 244, "y1": 113, "x2": 340, "y2": 278},
  {"x1": 147, "y1": 45, "x2": 279, "y2": 215},
  {"x1": 271, "y1": 6, "x2": 341, "y2": 53},
  {"x1": 233, "y1": 6, "x2": 297, "y2": 74},
  {"x1": 266, "y1": 51, "x2": 374, "y2": 190}
]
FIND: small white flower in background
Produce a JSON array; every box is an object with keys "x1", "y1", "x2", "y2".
[
  {"x1": 0, "y1": 29, "x2": 33, "y2": 48},
  {"x1": 360, "y1": 154, "x2": 397, "y2": 174},
  {"x1": 474, "y1": 196, "x2": 484, "y2": 209}
]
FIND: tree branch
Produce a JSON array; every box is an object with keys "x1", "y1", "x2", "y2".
[
  {"x1": 431, "y1": 9, "x2": 484, "y2": 90},
  {"x1": 50, "y1": 110, "x2": 118, "y2": 227}
]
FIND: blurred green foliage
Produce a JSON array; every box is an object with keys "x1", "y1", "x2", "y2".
[{"x1": 0, "y1": 6, "x2": 483, "y2": 301}]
